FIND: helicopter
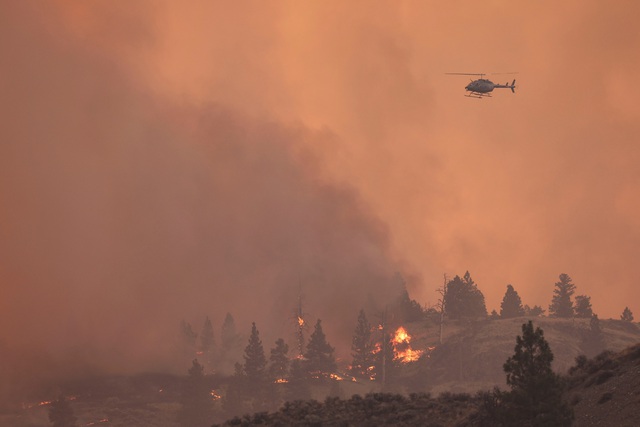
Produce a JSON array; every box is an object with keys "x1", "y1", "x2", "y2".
[{"x1": 445, "y1": 72, "x2": 517, "y2": 98}]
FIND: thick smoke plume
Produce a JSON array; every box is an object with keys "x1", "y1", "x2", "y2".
[
  {"x1": 2, "y1": 0, "x2": 640, "y2": 403},
  {"x1": 0, "y1": 2, "x2": 404, "y2": 400}
]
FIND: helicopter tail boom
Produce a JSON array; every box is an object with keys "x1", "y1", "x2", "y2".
[{"x1": 493, "y1": 79, "x2": 516, "y2": 93}]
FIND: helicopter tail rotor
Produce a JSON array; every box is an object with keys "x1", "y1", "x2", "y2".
[{"x1": 511, "y1": 79, "x2": 516, "y2": 93}]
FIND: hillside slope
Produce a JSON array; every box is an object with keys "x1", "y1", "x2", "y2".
[
  {"x1": 567, "y1": 344, "x2": 640, "y2": 426},
  {"x1": 412, "y1": 317, "x2": 640, "y2": 393}
]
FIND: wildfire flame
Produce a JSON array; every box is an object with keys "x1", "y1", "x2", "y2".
[
  {"x1": 394, "y1": 327, "x2": 410, "y2": 343},
  {"x1": 393, "y1": 326, "x2": 423, "y2": 363},
  {"x1": 329, "y1": 373, "x2": 344, "y2": 381},
  {"x1": 297, "y1": 316, "x2": 305, "y2": 327},
  {"x1": 210, "y1": 389, "x2": 222, "y2": 401},
  {"x1": 274, "y1": 378, "x2": 288, "y2": 384}
]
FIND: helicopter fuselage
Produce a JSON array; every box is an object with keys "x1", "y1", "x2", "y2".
[{"x1": 465, "y1": 78, "x2": 496, "y2": 94}]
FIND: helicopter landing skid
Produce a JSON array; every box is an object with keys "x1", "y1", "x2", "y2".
[{"x1": 465, "y1": 92, "x2": 491, "y2": 99}]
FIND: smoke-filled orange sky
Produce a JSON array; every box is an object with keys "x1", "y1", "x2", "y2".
[{"x1": 2, "y1": 1, "x2": 640, "y2": 383}]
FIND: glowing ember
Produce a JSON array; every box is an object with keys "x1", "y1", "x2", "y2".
[
  {"x1": 329, "y1": 373, "x2": 344, "y2": 381},
  {"x1": 297, "y1": 316, "x2": 305, "y2": 327},
  {"x1": 210, "y1": 390, "x2": 222, "y2": 400},
  {"x1": 274, "y1": 378, "x2": 289, "y2": 383}
]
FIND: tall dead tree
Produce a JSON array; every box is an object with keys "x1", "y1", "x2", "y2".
[
  {"x1": 436, "y1": 274, "x2": 448, "y2": 344},
  {"x1": 292, "y1": 287, "x2": 309, "y2": 358}
]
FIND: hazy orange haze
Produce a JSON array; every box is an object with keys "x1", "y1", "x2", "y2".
[{"x1": 1, "y1": 1, "x2": 639, "y2": 386}]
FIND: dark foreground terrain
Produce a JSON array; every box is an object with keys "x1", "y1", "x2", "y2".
[
  {"x1": 567, "y1": 344, "x2": 640, "y2": 427},
  {"x1": 215, "y1": 344, "x2": 640, "y2": 427},
  {"x1": 3, "y1": 320, "x2": 639, "y2": 426}
]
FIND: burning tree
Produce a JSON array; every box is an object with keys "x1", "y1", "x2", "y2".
[
  {"x1": 350, "y1": 309, "x2": 375, "y2": 379},
  {"x1": 392, "y1": 326, "x2": 423, "y2": 363},
  {"x1": 304, "y1": 319, "x2": 337, "y2": 379},
  {"x1": 291, "y1": 290, "x2": 309, "y2": 358},
  {"x1": 373, "y1": 331, "x2": 397, "y2": 388}
]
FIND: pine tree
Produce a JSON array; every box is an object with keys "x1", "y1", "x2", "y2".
[
  {"x1": 180, "y1": 320, "x2": 198, "y2": 359},
  {"x1": 180, "y1": 320, "x2": 198, "y2": 352},
  {"x1": 286, "y1": 358, "x2": 311, "y2": 402},
  {"x1": 549, "y1": 273, "x2": 576, "y2": 318},
  {"x1": 243, "y1": 322, "x2": 267, "y2": 382},
  {"x1": 574, "y1": 295, "x2": 593, "y2": 318},
  {"x1": 219, "y1": 313, "x2": 242, "y2": 373},
  {"x1": 524, "y1": 305, "x2": 545, "y2": 317},
  {"x1": 223, "y1": 362, "x2": 246, "y2": 417},
  {"x1": 392, "y1": 274, "x2": 424, "y2": 323},
  {"x1": 48, "y1": 395, "x2": 78, "y2": 427},
  {"x1": 200, "y1": 316, "x2": 216, "y2": 368},
  {"x1": 500, "y1": 284, "x2": 525, "y2": 319},
  {"x1": 177, "y1": 359, "x2": 213, "y2": 427},
  {"x1": 221, "y1": 313, "x2": 239, "y2": 347},
  {"x1": 581, "y1": 314, "x2": 605, "y2": 358},
  {"x1": 304, "y1": 319, "x2": 337, "y2": 377},
  {"x1": 502, "y1": 321, "x2": 573, "y2": 425},
  {"x1": 268, "y1": 338, "x2": 289, "y2": 381},
  {"x1": 443, "y1": 271, "x2": 487, "y2": 319},
  {"x1": 350, "y1": 309, "x2": 375, "y2": 379},
  {"x1": 620, "y1": 306, "x2": 634, "y2": 322}
]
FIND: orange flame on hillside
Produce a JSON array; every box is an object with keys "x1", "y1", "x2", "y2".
[
  {"x1": 393, "y1": 326, "x2": 423, "y2": 363},
  {"x1": 297, "y1": 316, "x2": 305, "y2": 327},
  {"x1": 329, "y1": 373, "x2": 344, "y2": 381}
]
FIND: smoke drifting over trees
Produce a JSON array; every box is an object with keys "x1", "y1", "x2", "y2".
[
  {"x1": 0, "y1": 2, "x2": 405, "y2": 400},
  {"x1": 3, "y1": 1, "x2": 640, "y2": 413}
]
